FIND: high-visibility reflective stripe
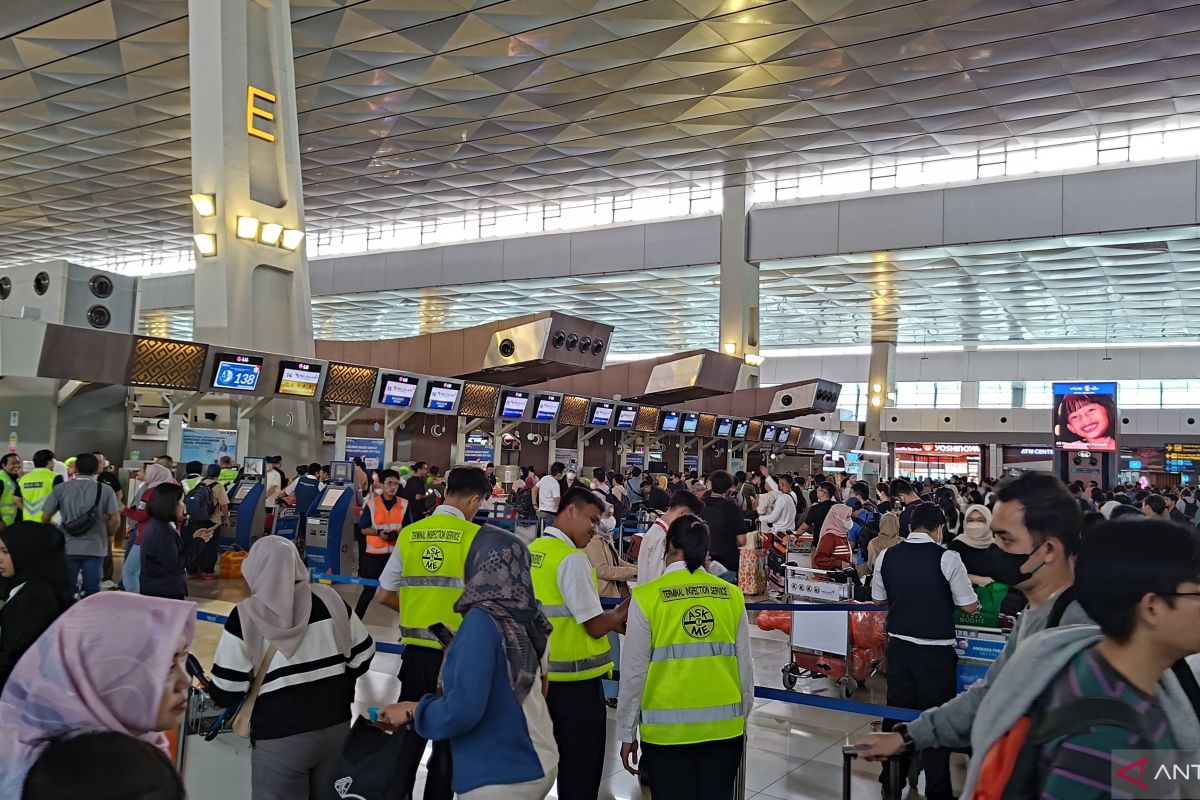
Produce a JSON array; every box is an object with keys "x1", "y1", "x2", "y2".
[
  {"x1": 396, "y1": 576, "x2": 464, "y2": 589},
  {"x1": 539, "y1": 603, "x2": 571, "y2": 618},
  {"x1": 400, "y1": 626, "x2": 439, "y2": 642},
  {"x1": 641, "y1": 703, "x2": 742, "y2": 726},
  {"x1": 549, "y1": 652, "x2": 613, "y2": 674},
  {"x1": 365, "y1": 544, "x2": 395, "y2": 554},
  {"x1": 650, "y1": 641, "x2": 736, "y2": 663}
]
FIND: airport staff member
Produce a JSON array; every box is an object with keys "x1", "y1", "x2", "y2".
[
  {"x1": 216, "y1": 455, "x2": 238, "y2": 488},
  {"x1": 0, "y1": 454, "x2": 23, "y2": 529},
  {"x1": 17, "y1": 450, "x2": 61, "y2": 523},
  {"x1": 354, "y1": 469, "x2": 409, "y2": 619},
  {"x1": 530, "y1": 487, "x2": 630, "y2": 800},
  {"x1": 375, "y1": 465, "x2": 491, "y2": 800},
  {"x1": 617, "y1": 516, "x2": 755, "y2": 800},
  {"x1": 871, "y1": 503, "x2": 978, "y2": 800}
]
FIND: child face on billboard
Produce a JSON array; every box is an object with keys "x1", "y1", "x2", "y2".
[{"x1": 1066, "y1": 400, "x2": 1110, "y2": 441}]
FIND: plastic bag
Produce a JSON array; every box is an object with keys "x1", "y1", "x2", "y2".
[
  {"x1": 956, "y1": 582, "x2": 1009, "y2": 628},
  {"x1": 333, "y1": 717, "x2": 409, "y2": 800}
]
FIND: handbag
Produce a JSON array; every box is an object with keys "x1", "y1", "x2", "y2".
[
  {"x1": 333, "y1": 717, "x2": 410, "y2": 800},
  {"x1": 230, "y1": 644, "x2": 278, "y2": 738}
]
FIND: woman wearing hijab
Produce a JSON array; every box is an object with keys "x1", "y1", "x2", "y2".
[
  {"x1": 208, "y1": 536, "x2": 374, "y2": 800},
  {"x1": 379, "y1": 527, "x2": 559, "y2": 799},
  {"x1": 866, "y1": 512, "x2": 902, "y2": 573},
  {"x1": 122, "y1": 463, "x2": 175, "y2": 594},
  {"x1": 0, "y1": 593, "x2": 194, "y2": 798},
  {"x1": 0, "y1": 522, "x2": 72, "y2": 691},
  {"x1": 812, "y1": 503, "x2": 855, "y2": 569}
]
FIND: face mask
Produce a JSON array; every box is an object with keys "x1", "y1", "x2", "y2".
[
  {"x1": 963, "y1": 521, "x2": 991, "y2": 540},
  {"x1": 987, "y1": 542, "x2": 1046, "y2": 587}
]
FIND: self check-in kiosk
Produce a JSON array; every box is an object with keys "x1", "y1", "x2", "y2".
[
  {"x1": 306, "y1": 460, "x2": 356, "y2": 576},
  {"x1": 226, "y1": 456, "x2": 266, "y2": 551}
]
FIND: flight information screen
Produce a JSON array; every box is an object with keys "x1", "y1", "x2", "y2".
[
  {"x1": 276, "y1": 360, "x2": 322, "y2": 397},
  {"x1": 777, "y1": 427, "x2": 791, "y2": 445},
  {"x1": 763, "y1": 425, "x2": 779, "y2": 443},
  {"x1": 681, "y1": 413, "x2": 699, "y2": 434},
  {"x1": 533, "y1": 394, "x2": 562, "y2": 422},
  {"x1": 211, "y1": 353, "x2": 263, "y2": 392},
  {"x1": 378, "y1": 373, "x2": 419, "y2": 407},
  {"x1": 616, "y1": 405, "x2": 638, "y2": 429},
  {"x1": 499, "y1": 390, "x2": 530, "y2": 419},
  {"x1": 424, "y1": 381, "x2": 462, "y2": 412},
  {"x1": 590, "y1": 403, "x2": 614, "y2": 426},
  {"x1": 716, "y1": 417, "x2": 733, "y2": 437},
  {"x1": 660, "y1": 411, "x2": 680, "y2": 432},
  {"x1": 733, "y1": 420, "x2": 749, "y2": 438}
]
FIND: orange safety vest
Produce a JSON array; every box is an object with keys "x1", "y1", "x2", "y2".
[{"x1": 366, "y1": 494, "x2": 408, "y2": 555}]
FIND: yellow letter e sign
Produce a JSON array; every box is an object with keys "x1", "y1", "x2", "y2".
[{"x1": 246, "y1": 85, "x2": 277, "y2": 142}]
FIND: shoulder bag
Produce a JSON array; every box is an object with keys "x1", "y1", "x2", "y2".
[{"x1": 230, "y1": 644, "x2": 278, "y2": 738}]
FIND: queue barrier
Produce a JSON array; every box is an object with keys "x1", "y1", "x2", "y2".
[{"x1": 198, "y1": 572, "x2": 917, "y2": 722}]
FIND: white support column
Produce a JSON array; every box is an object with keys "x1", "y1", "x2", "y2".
[
  {"x1": 333, "y1": 407, "x2": 363, "y2": 462},
  {"x1": 492, "y1": 420, "x2": 521, "y2": 466},
  {"x1": 720, "y1": 179, "x2": 760, "y2": 389},
  {"x1": 865, "y1": 342, "x2": 897, "y2": 456},
  {"x1": 166, "y1": 392, "x2": 205, "y2": 460},
  {"x1": 236, "y1": 396, "x2": 274, "y2": 454},
  {"x1": 383, "y1": 410, "x2": 413, "y2": 465},
  {"x1": 547, "y1": 423, "x2": 562, "y2": 473},
  {"x1": 455, "y1": 417, "x2": 488, "y2": 465}
]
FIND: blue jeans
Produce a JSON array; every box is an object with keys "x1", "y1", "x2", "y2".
[{"x1": 67, "y1": 554, "x2": 104, "y2": 599}]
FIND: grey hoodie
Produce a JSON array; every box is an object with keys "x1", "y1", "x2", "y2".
[
  {"x1": 961, "y1": 624, "x2": 1200, "y2": 798},
  {"x1": 908, "y1": 595, "x2": 1093, "y2": 749}
]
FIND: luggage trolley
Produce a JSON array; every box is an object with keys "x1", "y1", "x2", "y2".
[
  {"x1": 176, "y1": 654, "x2": 252, "y2": 798},
  {"x1": 781, "y1": 566, "x2": 884, "y2": 699}
]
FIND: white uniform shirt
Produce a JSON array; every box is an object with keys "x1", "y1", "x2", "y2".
[
  {"x1": 870, "y1": 532, "x2": 976, "y2": 646},
  {"x1": 542, "y1": 527, "x2": 603, "y2": 624},
  {"x1": 378, "y1": 504, "x2": 466, "y2": 591},
  {"x1": 635, "y1": 520, "x2": 669, "y2": 585},
  {"x1": 616, "y1": 561, "x2": 755, "y2": 743},
  {"x1": 535, "y1": 474, "x2": 561, "y2": 512}
]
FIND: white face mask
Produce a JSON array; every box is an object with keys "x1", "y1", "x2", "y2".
[{"x1": 963, "y1": 521, "x2": 991, "y2": 539}]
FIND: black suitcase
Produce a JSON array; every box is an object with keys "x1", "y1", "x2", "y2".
[{"x1": 842, "y1": 745, "x2": 901, "y2": 800}]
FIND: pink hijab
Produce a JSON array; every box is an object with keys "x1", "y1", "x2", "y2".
[
  {"x1": 0, "y1": 593, "x2": 195, "y2": 795},
  {"x1": 819, "y1": 503, "x2": 854, "y2": 540}
]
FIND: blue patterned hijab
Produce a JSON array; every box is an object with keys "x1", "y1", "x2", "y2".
[{"x1": 453, "y1": 525, "x2": 552, "y2": 702}]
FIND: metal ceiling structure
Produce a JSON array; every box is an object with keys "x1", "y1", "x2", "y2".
[
  {"x1": 138, "y1": 224, "x2": 1200, "y2": 349},
  {"x1": 3, "y1": 0, "x2": 1200, "y2": 274}
]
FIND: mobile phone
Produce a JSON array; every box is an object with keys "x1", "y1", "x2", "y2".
[{"x1": 428, "y1": 623, "x2": 455, "y2": 648}]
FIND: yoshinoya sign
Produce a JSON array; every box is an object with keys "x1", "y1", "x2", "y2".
[{"x1": 893, "y1": 443, "x2": 982, "y2": 455}]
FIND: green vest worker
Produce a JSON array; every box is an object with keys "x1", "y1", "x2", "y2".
[
  {"x1": 180, "y1": 460, "x2": 205, "y2": 495},
  {"x1": 617, "y1": 515, "x2": 755, "y2": 800},
  {"x1": 529, "y1": 486, "x2": 630, "y2": 800},
  {"x1": 17, "y1": 450, "x2": 62, "y2": 523},
  {"x1": 374, "y1": 465, "x2": 491, "y2": 800},
  {"x1": 216, "y1": 456, "x2": 238, "y2": 488},
  {"x1": 0, "y1": 453, "x2": 23, "y2": 528}
]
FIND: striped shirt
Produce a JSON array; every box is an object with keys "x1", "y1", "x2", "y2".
[
  {"x1": 1038, "y1": 646, "x2": 1174, "y2": 800},
  {"x1": 210, "y1": 594, "x2": 375, "y2": 740}
]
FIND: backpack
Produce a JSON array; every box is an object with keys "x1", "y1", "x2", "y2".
[{"x1": 184, "y1": 480, "x2": 217, "y2": 524}]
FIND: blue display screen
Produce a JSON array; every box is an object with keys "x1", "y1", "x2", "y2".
[
  {"x1": 212, "y1": 353, "x2": 263, "y2": 392},
  {"x1": 661, "y1": 411, "x2": 680, "y2": 432},
  {"x1": 681, "y1": 414, "x2": 699, "y2": 434},
  {"x1": 533, "y1": 394, "x2": 561, "y2": 422},
  {"x1": 716, "y1": 418, "x2": 733, "y2": 437},
  {"x1": 1052, "y1": 381, "x2": 1117, "y2": 396}
]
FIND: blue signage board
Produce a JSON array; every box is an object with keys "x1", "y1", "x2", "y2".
[
  {"x1": 343, "y1": 437, "x2": 385, "y2": 471},
  {"x1": 180, "y1": 428, "x2": 238, "y2": 465}
]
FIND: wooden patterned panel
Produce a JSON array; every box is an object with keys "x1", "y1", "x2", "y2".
[
  {"x1": 128, "y1": 336, "x2": 207, "y2": 390},
  {"x1": 460, "y1": 382, "x2": 499, "y2": 418},
  {"x1": 322, "y1": 362, "x2": 377, "y2": 407},
  {"x1": 559, "y1": 395, "x2": 589, "y2": 427},
  {"x1": 746, "y1": 420, "x2": 764, "y2": 443},
  {"x1": 634, "y1": 405, "x2": 659, "y2": 433},
  {"x1": 696, "y1": 413, "x2": 717, "y2": 438}
]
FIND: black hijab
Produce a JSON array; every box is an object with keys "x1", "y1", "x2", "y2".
[{"x1": 0, "y1": 522, "x2": 72, "y2": 609}]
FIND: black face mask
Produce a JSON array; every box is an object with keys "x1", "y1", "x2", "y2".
[{"x1": 988, "y1": 542, "x2": 1046, "y2": 587}]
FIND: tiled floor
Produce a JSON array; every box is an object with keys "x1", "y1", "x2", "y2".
[{"x1": 185, "y1": 577, "x2": 898, "y2": 799}]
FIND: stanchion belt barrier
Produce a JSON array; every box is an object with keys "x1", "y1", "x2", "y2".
[{"x1": 193, "y1": 572, "x2": 916, "y2": 720}]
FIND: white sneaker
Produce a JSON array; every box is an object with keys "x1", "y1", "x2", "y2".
[{"x1": 100, "y1": 580, "x2": 117, "y2": 590}]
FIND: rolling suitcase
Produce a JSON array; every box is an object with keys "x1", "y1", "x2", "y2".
[{"x1": 842, "y1": 745, "x2": 901, "y2": 800}]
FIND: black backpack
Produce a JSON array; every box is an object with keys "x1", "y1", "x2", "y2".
[{"x1": 184, "y1": 480, "x2": 216, "y2": 524}]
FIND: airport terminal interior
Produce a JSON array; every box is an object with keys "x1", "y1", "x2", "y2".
[{"x1": 6, "y1": 0, "x2": 1200, "y2": 798}]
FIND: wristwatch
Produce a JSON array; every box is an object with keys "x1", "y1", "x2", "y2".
[{"x1": 893, "y1": 723, "x2": 916, "y2": 753}]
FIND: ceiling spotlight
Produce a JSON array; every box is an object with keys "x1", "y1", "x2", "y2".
[
  {"x1": 744, "y1": 353, "x2": 765, "y2": 367},
  {"x1": 236, "y1": 216, "x2": 260, "y2": 240},
  {"x1": 190, "y1": 193, "x2": 216, "y2": 217},
  {"x1": 579, "y1": 336, "x2": 592, "y2": 352},
  {"x1": 723, "y1": 342, "x2": 737, "y2": 355},
  {"x1": 280, "y1": 228, "x2": 305, "y2": 251},
  {"x1": 552, "y1": 331, "x2": 566, "y2": 348},
  {"x1": 591, "y1": 339, "x2": 604, "y2": 355},
  {"x1": 259, "y1": 222, "x2": 284, "y2": 246},
  {"x1": 193, "y1": 233, "x2": 217, "y2": 257},
  {"x1": 565, "y1": 333, "x2": 579, "y2": 351}
]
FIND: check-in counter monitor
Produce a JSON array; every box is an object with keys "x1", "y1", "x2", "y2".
[
  {"x1": 614, "y1": 404, "x2": 639, "y2": 430},
  {"x1": 498, "y1": 388, "x2": 533, "y2": 421},
  {"x1": 226, "y1": 456, "x2": 266, "y2": 550},
  {"x1": 532, "y1": 392, "x2": 562, "y2": 423},
  {"x1": 306, "y1": 460, "x2": 356, "y2": 576}
]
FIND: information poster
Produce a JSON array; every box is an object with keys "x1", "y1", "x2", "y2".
[
  {"x1": 1053, "y1": 382, "x2": 1118, "y2": 452},
  {"x1": 684, "y1": 455, "x2": 699, "y2": 472},
  {"x1": 465, "y1": 432, "x2": 493, "y2": 464},
  {"x1": 180, "y1": 429, "x2": 238, "y2": 465},
  {"x1": 554, "y1": 448, "x2": 579, "y2": 471},
  {"x1": 344, "y1": 437, "x2": 385, "y2": 471}
]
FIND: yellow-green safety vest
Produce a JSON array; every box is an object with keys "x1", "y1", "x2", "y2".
[
  {"x1": 395, "y1": 512, "x2": 479, "y2": 649},
  {"x1": 632, "y1": 566, "x2": 746, "y2": 745},
  {"x1": 218, "y1": 468, "x2": 239, "y2": 487},
  {"x1": 17, "y1": 468, "x2": 58, "y2": 521},
  {"x1": 529, "y1": 533, "x2": 613, "y2": 682},
  {"x1": 0, "y1": 470, "x2": 18, "y2": 526},
  {"x1": 181, "y1": 476, "x2": 203, "y2": 494}
]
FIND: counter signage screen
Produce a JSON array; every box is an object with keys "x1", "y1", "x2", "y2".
[
  {"x1": 499, "y1": 390, "x2": 530, "y2": 420},
  {"x1": 590, "y1": 402, "x2": 614, "y2": 427},
  {"x1": 660, "y1": 411, "x2": 681, "y2": 432},
  {"x1": 211, "y1": 352, "x2": 263, "y2": 392},
  {"x1": 733, "y1": 419, "x2": 749, "y2": 438},
  {"x1": 379, "y1": 373, "x2": 419, "y2": 407},
  {"x1": 681, "y1": 413, "x2": 699, "y2": 434},
  {"x1": 716, "y1": 417, "x2": 734, "y2": 437},
  {"x1": 615, "y1": 405, "x2": 638, "y2": 429},
  {"x1": 777, "y1": 427, "x2": 791, "y2": 445},
  {"x1": 424, "y1": 381, "x2": 462, "y2": 412},
  {"x1": 276, "y1": 360, "x2": 322, "y2": 398},
  {"x1": 762, "y1": 425, "x2": 779, "y2": 443},
  {"x1": 533, "y1": 393, "x2": 562, "y2": 422},
  {"x1": 1053, "y1": 381, "x2": 1118, "y2": 452}
]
